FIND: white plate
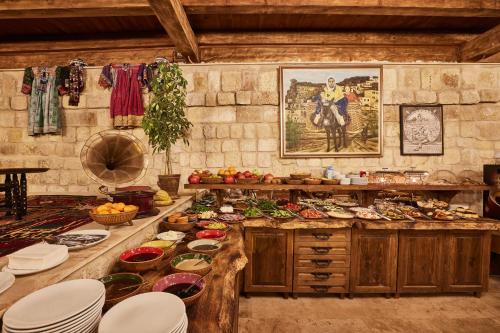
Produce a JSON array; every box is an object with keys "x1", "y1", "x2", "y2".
[
  {"x1": 0, "y1": 272, "x2": 15, "y2": 294},
  {"x1": 157, "y1": 231, "x2": 186, "y2": 242},
  {"x1": 2, "y1": 253, "x2": 69, "y2": 276},
  {"x1": 3, "y1": 279, "x2": 105, "y2": 330},
  {"x1": 98, "y1": 292, "x2": 185, "y2": 333},
  {"x1": 170, "y1": 314, "x2": 188, "y2": 333},
  {"x1": 55, "y1": 230, "x2": 111, "y2": 250}
]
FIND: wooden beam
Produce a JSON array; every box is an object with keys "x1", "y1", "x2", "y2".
[
  {"x1": 148, "y1": 0, "x2": 200, "y2": 62},
  {"x1": 460, "y1": 24, "x2": 500, "y2": 61}
]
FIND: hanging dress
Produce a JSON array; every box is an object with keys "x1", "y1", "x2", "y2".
[
  {"x1": 21, "y1": 66, "x2": 67, "y2": 135},
  {"x1": 98, "y1": 64, "x2": 146, "y2": 128}
]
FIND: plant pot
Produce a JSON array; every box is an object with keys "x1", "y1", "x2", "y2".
[{"x1": 158, "y1": 174, "x2": 180, "y2": 198}]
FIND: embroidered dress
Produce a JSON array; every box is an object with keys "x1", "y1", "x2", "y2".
[
  {"x1": 98, "y1": 64, "x2": 146, "y2": 128},
  {"x1": 21, "y1": 67, "x2": 66, "y2": 135}
]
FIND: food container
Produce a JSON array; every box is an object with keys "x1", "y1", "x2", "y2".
[
  {"x1": 170, "y1": 253, "x2": 213, "y2": 275},
  {"x1": 236, "y1": 178, "x2": 260, "y2": 184},
  {"x1": 322, "y1": 178, "x2": 340, "y2": 185},
  {"x1": 119, "y1": 247, "x2": 164, "y2": 272},
  {"x1": 187, "y1": 239, "x2": 222, "y2": 255},
  {"x1": 286, "y1": 179, "x2": 304, "y2": 185},
  {"x1": 304, "y1": 178, "x2": 322, "y2": 185},
  {"x1": 196, "y1": 230, "x2": 226, "y2": 241},
  {"x1": 369, "y1": 169, "x2": 405, "y2": 184},
  {"x1": 340, "y1": 178, "x2": 351, "y2": 185},
  {"x1": 89, "y1": 207, "x2": 138, "y2": 230},
  {"x1": 141, "y1": 240, "x2": 177, "y2": 256},
  {"x1": 152, "y1": 273, "x2": 206, "y2": 307},
  {"x1": 108, "y1": 187, "x2": 157, "y2": 218},
  {"x1": 200, "y1": 177, "x2": 224, "y2": 184},
  {"x1": 403, "y1": 168, "x2": 429, "y2": 184},
  {"x1": 99, "y1": 273, "x2": 144, "y2": 309},
  {"x1": 290, "y1": 173, "x2": 311, "y2": 180}
]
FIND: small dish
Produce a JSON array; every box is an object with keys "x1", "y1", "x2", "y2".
[
  {"x1": 156, "y1": 231, "x2": 186, "y2": 242},
  {"x1": 196, "y1": 230, "x2": 227, "y2": 241},
  {"x1": 99, "y1": 273, "x2": 143, "y2": 309},
  {"x1": 119, "y1": 247, "x2": 164, "y2": 272},
  {"x1": 187, "y1": 239, "x2": 222, "y2": 255},
  {"x1": 170, "y1": 253, "x2": 213, "y2": 275},
  {"x1": 196, "y1": 221, "x2": 229, "y2": 231},
  {"x1": 152, "y1": 272, "x2": 206, "y2": 306},
  {"x1": 141, "y1": 240, "x2": 177, "y2": 256}
]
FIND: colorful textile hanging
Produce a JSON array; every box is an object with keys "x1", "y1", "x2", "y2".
[
  {"x1": 21, "y1": 66, "x2": 67, "y2": 135},
  {"x1": 98, "y1": 63, "x2": 146, "y2": 128},
  {"x1": 65, "y1": 59, "x2": 86, "y2": 106}
]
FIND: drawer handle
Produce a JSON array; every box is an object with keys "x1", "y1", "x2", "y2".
[
  {"x1": 312, "y1": 272, "x2": 332, "y2": 280},
  {"x1": 312, "y1": 247, "x2": 332, "y2": 254},
  {"x1": 312, "y1": 233, "x2": 332, "y2": 240},
  {"x1": 311, "y1": 286, "x2": 330, "y2": 293},
  {"x1": 312, "y1": 260, "x2": 332, "y2": 268}
]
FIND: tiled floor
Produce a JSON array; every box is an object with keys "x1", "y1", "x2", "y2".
[{"x1": 238, "y1": 277, "x2": 500, "y2": 333}]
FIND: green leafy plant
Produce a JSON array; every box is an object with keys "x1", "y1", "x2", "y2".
[{"x1": 142, "y1": 62, "x2": 192, "y2": 175}]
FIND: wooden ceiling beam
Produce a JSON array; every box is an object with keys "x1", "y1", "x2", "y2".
[
  {"x1": 460, "y1": 24, "x2": 500, "y2": 61},
  {"x1": 148, "y1": 0, "x2": 199, "y2": 62}
]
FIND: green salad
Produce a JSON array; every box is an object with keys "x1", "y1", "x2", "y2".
[
  {"x1": 243, "y1": 207, "x2": 263, "y2": 217},
  {"x1": 270, "y1": 210, "x2": 293, "y2": 218}
]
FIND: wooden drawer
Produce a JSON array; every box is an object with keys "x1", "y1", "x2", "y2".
[
  {"x1": 293, "y1": 285, "x2": 348, "y2": 294},
  {"x1": 294, "y1": 254, "x2": 350, "y2": 269},
  {"x1": 295, "y1": 267, "x2": 349, "y2": 286},
  {"x1": 295, "y1": 241, "x2": 350, "y2": 255},
  {"x1": 295, "y1": 229, "x2": 351, "y2": 243}
]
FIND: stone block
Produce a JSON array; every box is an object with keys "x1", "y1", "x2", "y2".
[
  {"x1": 187, "y1": 106, "x2": 236, "y2": 123},
  {"x1": 460, "y1": 66, "x2": 477, "y2": 89},
  {"x1": 240, "y1": 140, "x2": 257, "y2": 152},
  {"x1": 251, "y1": 92, "x2": 279, "y2": 105},
  {"x1": 477, "y1": 104, "x2": 500, "y2": 120},
  {"x1": 185, "y1": 72, "x2": 194, "y2": 92},
  {"x1": 221, "y1": 139, "x2": 239, "y2": 152},
  {"x1": 64, "y1": 110, "x2": 97, "y2": 126},
  {"x1": 243, "y1": 123, "x2": 257, "y2": 138},
  {"x1": 0, "y1": 111, "x2": 15, "y2": 127},
  {"x1": 392, "y1": 91, "x2": 414, "y2": 104},
  {"x1": 221, "y1": 71, "x2": 242, "y2": 92},
  {"x1": 193, "y1": 72, "x2": 208, "y2": 92},
  {"x1": 205, "y1": 92, "x2": 217, "y2": 106},
  {"x1": 0, "y1": 96, "x2": 10, "y2": 110},
  {"x1": 384, "y1": 122, "x2": 399, "y2": 137},
  {"x1": 257, "y1": 153, "x2": 272, "y2": 167},
  {"x1": 383, "y1": 105, "x2": 398, "y2": 122},
  {"x1": 258, "y1": 71, "x2": 278, "y2": 92},
  {"x1": 55, "y1": 143, "x2": 76, "y2": 157},
  {"x1": 420, "y1": 67, "x2": 441, "y2": 90},
  {"x1": 217, "y1": 92, "x2": 236, "y2": 105},
  {"x1": 383, "y1": 68, "x2": 397, "y2": 91},
  {"x1": 206, "y1": 153, "x2": 224, "y2": 168},
  {"x1": 7, "y1": 128, "x2": 23, "y2": 142},
  {"x1": 186, "y1": 92, "x2": 205, "y2": 106},
  {"x1": 189, "y1": 139, "x2": 205, "y2": 152},
  {"x1": 256, "y1": 123, "x2": 273, "y2": 138},
  {"x1": 459, "y1": 121, "x2": 477, "y2": 138},
  {"x1": 207, "y1": 71, "x2": 221, "y2": 92},
  {"x1": 190, "y1": 125, "x2": 204, "y2": 139},
  {"x1": 216, "y1": 125, "x2": 230, "y2": 139},
  {"x1": 10, "y1": 95, "x2": 28, "y2": 111},
  {"x1": 28, "y1": 185, "x2": 48, "y2": 194},
  {"x1": 438, "y1": 91, "x2": 460, "y2": 104},
  {"x1": 205, "y1": 139, "x2": 221, "y2": 153},
  {"x1": 242, "y1": 71, "x2": 258, "y2": 91},
  {"x1": 179, "y1": 153, "x2": 190, "y2": 167},
  {"x1": 242, "y1": 152, "x2": 257, "y2": 167},
  {"x1": 62, "y1": 127, "x2": 76, "y2": 143},
  {"x1": 459, "y1": 90, "x2": 480, "y2": 104},
  {"x1": 14, "y1": 112, "x2": 27, "y2": 127},
  {"x1": 477, "y1": 121, "x2": 500, "y2": 140},
  {"x1": 415, "y1": 91, "x2": 437, "y2": 104},
  {"x1": 477, "y1": 70, "x2": 497, "y2": 89},
  {"x1": 224, "y1": 152, "x2": 241, "y2": 167},
  {"x1": 189, "y1": 153, "x2": 206, "y2": 168},
  {"x1": 440, "y1": 68, "x2": 460, "y2": 89},
  {"x1": 63, "y1": 158, "x2": 82, "y2": 170},
  {"x1": 68, "y1": 185, "x2": 89, "y2": 193},
  {"x1": 59, "y1": 170, "x2": 78, "y2": 186},
  {"x1": 236, "y1": 91, "x2": 252, "y2": 105},
  {"x1": 398, "y1": 68, "x2": 420, "y2": 90},
  {"x1": 86, "y1": 94, "x2": 110, "y2": 108},
  {"x1": 444, "y1": 121, "x2": 459, "y2": 137},
  {"x1": 258, "y1": 138, "x2": 277, "y2": 152},
  {"x1": 442, "y1": 148, "x2": 461, "y2": 165},
  {"x1": 442, "y1": 105, "x2": 460, "y2": 120},
  {"x1": 230, "y1": 124, "x2": 243, "y2": 138},
  {"x1": 203, "y1": 125, "x2": 217, "y2": 139},
  {"x1": 47, "y1": 185, "x2": 67, "y2": 193},
  {"x1": 479, "y1": 89, "x2": 500, "y2": 103}
]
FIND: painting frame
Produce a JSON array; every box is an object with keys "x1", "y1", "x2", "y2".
[
  {"x1": 399, "y1": 104, "x2": 444, "y2": 156},
  {"x1": 279, "y1": 65, "x2": 383, "y2": 158}
]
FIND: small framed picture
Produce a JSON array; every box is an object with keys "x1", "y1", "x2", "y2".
[{"x1": 400, "y1": 105, "x2": 444, "y2": 155}]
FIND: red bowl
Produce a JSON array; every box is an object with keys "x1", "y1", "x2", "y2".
[
  {"x1": 196, "y1": 230, "x2": 226, "y2": 241},
  {"x1": 152, "y1": 273, "x2": 206, "y2": 306},
  {"x1": 196, "y1": 221, "x2": 229, "y2": 230},
  {"x1": 119, "y1": 246, "x2": 164, "y2": 272}
]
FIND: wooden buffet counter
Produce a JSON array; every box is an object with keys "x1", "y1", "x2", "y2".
[{"x1": 242, "y1": 217, "x2": 500, "y2": 298}]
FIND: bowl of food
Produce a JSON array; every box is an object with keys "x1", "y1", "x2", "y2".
[
  {"x1": 196, "y1": 221, "x2": 229, "y2": 231},
  {"x1": 99, "y1": 273, "x2": 144, "y2": 309},
  {"x1": 89, "y1": 202, "x2": 138, "y2": 230},
  {"x1": 196, "y1": 229, "x2": 226, "y2": 241},
  {"x1": 290, "y1": 172, "x2": 311, "y2": 180},
  {"x1": 170, "y1": 253, "x2": 213, "y2": 275},
  {"x1": 163, "y1": 212, "x2": 196, "y2": 232},
  {"x1": 141, "y1": 240, "x2": 177, "y2": 256},
  {"x1": 187, "y1": 239, "x2": 222, "y2": 255},
  {"x1": 152, "y1": 272, "x2": 206, "y2": 306},
  {"x1": 119, "y1": 247, "x2": 164, "y2": 272},
  {"x1": 304, "y1": 178, "x2": 322, "y2": 185},
  {"x1": 270, "y1": 209, "x2": 295, "y2": 221},
  {"x1": 156, "y1": 231, "x2": 186, "y2": 243},
  {"x1": 243, "y1": 207, "x2": 264, "y2": 219},
  {"x1": 321, "y1": 178, "x2": 340, "y2": 185},
  {"x1": 286, "y1": 178, "x2": 304, "y2": 185}
]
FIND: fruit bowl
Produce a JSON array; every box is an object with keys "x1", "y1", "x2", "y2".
[
  {"x1": 200, "y1": 176, "x2": 224, "y2": 184},
  {"x1": 236, "y1": 178, "x2": 260, "y2": 184},
  {"x1": 89, "y1": 207, "x2": 138, "y2": 230}
]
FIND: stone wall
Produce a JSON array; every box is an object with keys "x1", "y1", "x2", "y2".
[{"x1": 0, "y1": 63, "x2": 499, "y2": 208}]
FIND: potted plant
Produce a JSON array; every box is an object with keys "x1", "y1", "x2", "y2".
[{"x1": 142, "y1": 62, "x2": 192, "y2": 198}]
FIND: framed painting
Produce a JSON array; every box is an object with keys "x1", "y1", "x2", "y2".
[
  {"x1": 279, "y1": 65, "x2": 383, "y2": 158},
  {"x1": 399, "y1": 105, "x2": 444, "y2": 156}
]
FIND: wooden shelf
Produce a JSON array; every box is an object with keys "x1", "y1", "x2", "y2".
[{"x1": 184, "y1": 183, "x2": 491, "y2": 192}]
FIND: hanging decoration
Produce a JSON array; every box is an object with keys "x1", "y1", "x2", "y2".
[{"x1": 65, "y1": 59, "x2": 87, "y2": 106}]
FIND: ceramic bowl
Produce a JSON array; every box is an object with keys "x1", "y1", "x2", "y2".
[
  {"x1": 156, "y1": 231, "x2": 186, "y2": 242},
  {"x1": 99, "y1": 273, "x2": 144, "y2": 309},
  {"x1": 141, "y1": 240, "x2": 177, "y2": 256},
  {"x1": 152, "y1": 272, "x2": 206, "y2": 307},
  {"x1": 187, "y1": 239, "x2": 222, "y2": 255},
  {"x1": 119, "y1": 247, "x2": 164, "y2": 272},
  {"x1": 196, "y1": 229, "x2": 227, "y2": 241},
  {"x1": 170, "y1": 252, "x2": 213, "y2": 275}
]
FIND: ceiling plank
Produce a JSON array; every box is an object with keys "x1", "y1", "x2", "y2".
[
  {"x1": 147, "y1": 0, "x2": 200, "y2": 62},
  {"x1": 460, "y1": 24, "x2": 500, "y2": 61}
]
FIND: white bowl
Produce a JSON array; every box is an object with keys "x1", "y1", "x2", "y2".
[
  {"x1": 340, "y1": 178, "x2": 351, "y2": 185},
  {"x1": 156, "y1": 231, "x2": 186, "y2": 242}
]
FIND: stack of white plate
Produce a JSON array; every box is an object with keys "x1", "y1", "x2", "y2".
[
  {"x1": 350, "y1": 176, "x2": 368, "y2": 185},
  {"x1": 99, "y1": 292, "x2": 187, "y2": 333},
  {"x1": 2, "y1": 279, "x2": 105, "y2": 333}
]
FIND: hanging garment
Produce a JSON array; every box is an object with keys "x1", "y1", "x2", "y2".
[
  {"x1": 21, "y1": 67, "x2": 66, "y2": 135},
  {"x1": 65, "y1": 59, "x2": 86, "y2": 106},
  {"x1": 98, "y1": 64, "x2": 146, "y2": 128}
]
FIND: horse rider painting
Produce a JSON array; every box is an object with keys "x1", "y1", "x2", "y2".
[{"x1": 312, "y1": 77, "x2": 349, "y2": 127}]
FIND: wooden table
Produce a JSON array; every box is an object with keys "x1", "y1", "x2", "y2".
[{"x1": 0, "y1": 167, "x2": 49, "y2": 220}]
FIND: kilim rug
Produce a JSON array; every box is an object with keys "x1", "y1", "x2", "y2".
[{"x1": 0, "y1": 195, "x2": 106, "y2": 257}]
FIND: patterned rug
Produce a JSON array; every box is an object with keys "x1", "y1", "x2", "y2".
[{"x1": 0, "y1": 195, "x2": 106, "y2": 257}]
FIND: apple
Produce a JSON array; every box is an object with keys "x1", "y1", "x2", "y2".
[
  {"x1": 243, "y1": 170, "x2": 252, "y2": 178},
  {"x1": 237, "y1": 174, "x2": 246, "y2": 180},
  {"x1": 188, "y1": 174, "x2": 201, "y2": 184},
  {"x1": 235, "y1": 171, "x2": 242, "y2": 178},
  {"x1": 263, "y1": 173, "x2": 274, "y2": 181},
  {"x1": 224, "y1": 176, "x2": 235, "y2": 184}
]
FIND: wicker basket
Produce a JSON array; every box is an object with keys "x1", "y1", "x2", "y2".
[
  {"x1": 89, "y1": 208, "x2": 138, "y2": 230},
  {"x1": 236, "y1": 178, "x2": 260, "y2": 184},
  {"x1": 304, "y1": 178, "x2": 322, "y2": 185},
  {"x1": 286, "y1": 178, "x2": 304, "y2": 185},
  {"x1": 200, "y1": 177, "x2": 224, "y2": 184},
  {"x1": 322, "y1": 178, "x2": 340, "y2": 185},
  {"x1": 162, "y1": 220, "x2": 196, "y2": 232},
  {"x1": 290, "y1": 173, "x2": 311, "y2": 180}
]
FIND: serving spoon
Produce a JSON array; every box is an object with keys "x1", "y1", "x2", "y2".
[{"x1": 178, "y1": 270, "x2": 211, "y2": 298}]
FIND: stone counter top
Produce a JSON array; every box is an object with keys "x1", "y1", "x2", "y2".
[{"x1": 243, "y1": 217, "x2": 500, "y2": 230}]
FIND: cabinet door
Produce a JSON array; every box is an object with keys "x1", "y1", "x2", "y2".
[
  {"x1": 244, "y1": 228, "x2": 293, "y2": 292},
  {"x1": 398, "y1": 231, "x2": 444, "y2": 293},
  {"x1": 350, "y1": 229, "x2": 398, "y2": 293},
  {"x1": 443, "y1": 231, "x2": 490, "y2": 292}
]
